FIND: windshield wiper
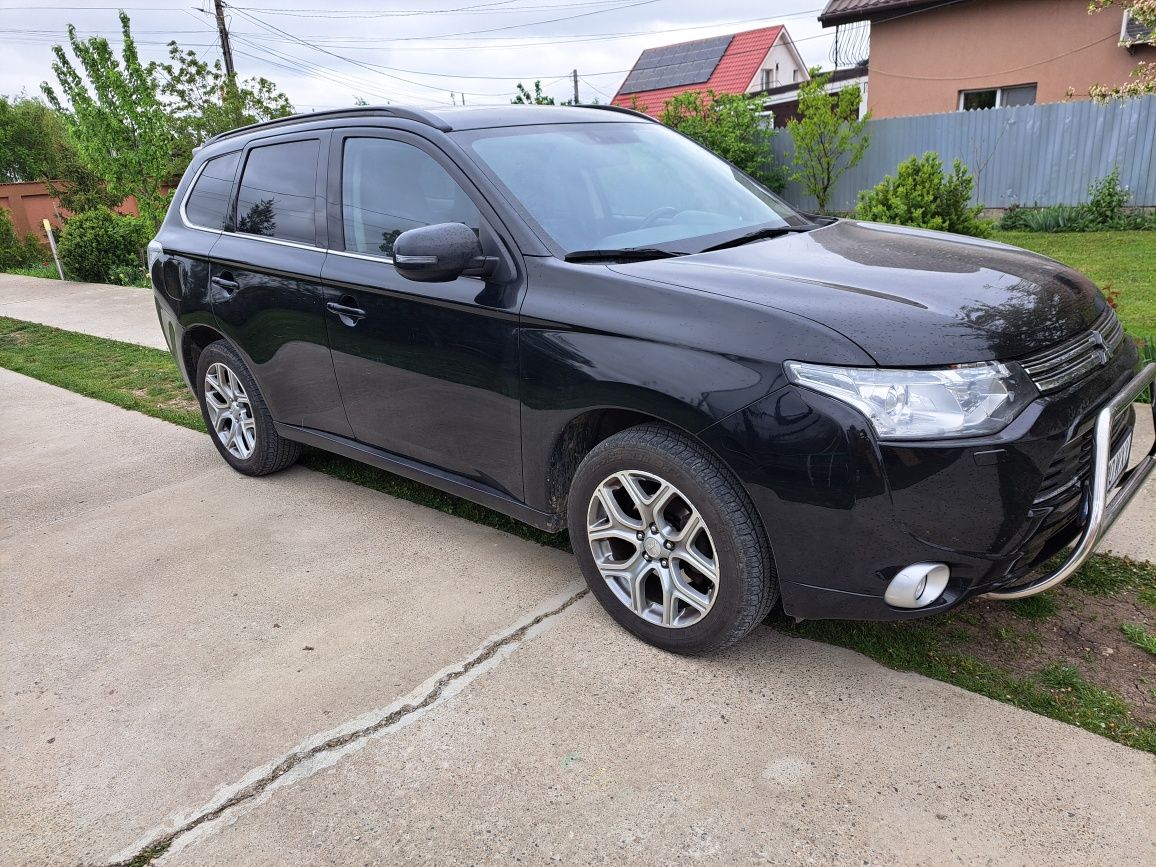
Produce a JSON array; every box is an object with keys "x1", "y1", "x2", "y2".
[
  {"x1": 564, "y1": 247, "x2": 685, "y2": 263},
  {"x1": 700, "y1": 224, "x2": 817, "y2": 253}
]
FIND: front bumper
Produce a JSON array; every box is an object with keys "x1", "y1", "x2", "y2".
[
  {"x1": 983, "y1": 362, "x2": 1155, "y2": 600},
  {"x1": 701, "y1": 345, "x2": 1153, "y2": 621}
]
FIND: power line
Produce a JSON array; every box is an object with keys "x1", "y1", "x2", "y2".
[
  {"x1": 229, "y1": 0, "x2": 638, "y2": 18},
  {"x1": 209, "y1": 8, "x2": 826, "y2": 51},
  {"x1": 227, "y1": 5, "x2": 561, "y2": 97},
  {"x1": 241, "y1": 0, "x2": 664, "y2": 44},
  {"x1": 578, "y1": 74, "x2": 612, "y2": 99}
]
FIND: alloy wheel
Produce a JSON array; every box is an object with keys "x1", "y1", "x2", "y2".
[
  {"x1": 586, "y1": 470, "x2": 719, "y2": 628},
  {"x1": 203, "y1": 361, "x2": 257, "y2": 460}
]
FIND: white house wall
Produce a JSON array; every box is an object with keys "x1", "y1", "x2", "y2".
[{"x1": 745, "y1": 38, "x2": 807, "y2": 92}]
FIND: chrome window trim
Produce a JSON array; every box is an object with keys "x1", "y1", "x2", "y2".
[
  {"x1": 178, "y1": 160, "x2": 225, "y2": 236},
  {"x1": 226, "y1": 232, "x2": 326, "y2": 254},
  {"x1": 329, "y1": 248, "x2": 395, "y2": 264}
]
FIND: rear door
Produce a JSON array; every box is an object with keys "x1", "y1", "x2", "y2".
[
  {"x1": 210, "y1": 132, "x2": 353, "y2": 437},
  {"x1": 320, "y1": 129, "x2": 524, "y2": 498}
]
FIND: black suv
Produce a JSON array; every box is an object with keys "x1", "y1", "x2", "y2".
[{"x1": 151, "y1": 105, "x2": 1154, "y2": 653}]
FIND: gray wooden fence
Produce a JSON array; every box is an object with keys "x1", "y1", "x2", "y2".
[{"x1": 770, "y1": 95, "x2": 1156, "y2": 212}]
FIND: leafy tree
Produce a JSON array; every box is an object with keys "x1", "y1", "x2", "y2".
[
  {"x1": 0, "y1": 95, "x2": 72, "y2": 183},
  {"x1": 45, "y1": 154, "x2": 121, "y2": 214},
  {"x1": 787, "y1": 69, "x2": 870, "y2": 213},
  {"x1": 660, "y1": 89, "x2": 784, "y2": 191},
  {"x1": 155, "y1": 42, "x2": 293, "y2": 152},
  {"x1": 1088, "y1": 1, "x2": 1156, "y2": 100},
  {"x1": 855, "y1": 152, "x2": 990, "y2": 237},
  {"x1": 512, "y1": 80, "x2": 564, "y2": 105},
  {"x1": 42, "y1": 11, "x2": 179, "y2": 229},
  {"x1": 42, "y1": 12, "x2": 294, "y2": 231},
  {"x1": 0, "y1": 94, "x2": 120, "y2": 213}
]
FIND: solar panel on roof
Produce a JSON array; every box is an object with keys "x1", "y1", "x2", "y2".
[{"x1": 618, "y1": 33, "x2": 734, "y2": 95}]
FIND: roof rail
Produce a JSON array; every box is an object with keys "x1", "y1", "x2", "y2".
[
  {"x1": 203, "y1": 106, "x2": 451, "y2": 146},
  {"x1": 575, "y1": 103, "x2": 657, "y2": 122}
]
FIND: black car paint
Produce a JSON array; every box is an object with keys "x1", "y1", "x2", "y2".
[{"x1": 152, "y1": 106, "x2": 1135, "y2": 621}]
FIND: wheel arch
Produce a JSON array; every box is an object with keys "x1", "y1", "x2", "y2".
[
  {"x1": 537, "y1": 405, "x2": 743, "y2": 523},
  {"x1": 181, "y1": 323, "x2": 230, "y2": 392}
]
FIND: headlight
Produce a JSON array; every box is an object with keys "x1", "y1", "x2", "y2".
[{"x1": 784, "y1": 360, "x2": 1037, "y2": 440}]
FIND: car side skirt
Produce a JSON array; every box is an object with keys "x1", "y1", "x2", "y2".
[{"x1": 274, "y1": 423, "x2": 565, "y2": 533}]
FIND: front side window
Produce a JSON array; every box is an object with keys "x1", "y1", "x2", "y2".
[
  {"x1": 458, "y1": 121, "x2": 805, "y2": 254},
  {"x1": 341, "y1": 138, "x2": 480, "y2": 258},
  {"x1": 235, "y1": 139, "x2": 319, "y2": 244},
  {"x1": 184, "y1": 151, "x2": 239, "y2": 230}
]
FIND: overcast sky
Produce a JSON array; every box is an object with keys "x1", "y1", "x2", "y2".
[{"x1": 0, "y1": 0, "x2": 836, "y2": 111}]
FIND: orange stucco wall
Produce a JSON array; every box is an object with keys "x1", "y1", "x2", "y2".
[
  {"x1": 0, "y1": 182, "x2": 142, "y2": 241},
  {"x1": 867, "y1": 0, "x2": 1154, "y2": 118}
]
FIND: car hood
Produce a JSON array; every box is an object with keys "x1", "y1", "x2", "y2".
[{"x1": 609, "y1": 219, "x2": 1105, "y2": 366}]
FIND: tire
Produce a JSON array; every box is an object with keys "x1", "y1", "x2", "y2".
[
  {"x1": 567, "y1": 424, "x2": 777, "y2": 654},
  {"x1": 195, "y1": 340, "x2": 301, "y2": 476}
]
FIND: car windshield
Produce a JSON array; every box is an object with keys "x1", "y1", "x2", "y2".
[{"x1": 457, "y1": 121, "x2": 807, "y2": 256}]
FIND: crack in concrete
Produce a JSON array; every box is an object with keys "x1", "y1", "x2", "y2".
[{"x1": 102, "y1": 587, "x2": 588, "y2": 867}]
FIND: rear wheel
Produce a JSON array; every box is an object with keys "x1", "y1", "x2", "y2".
[
  {"x1": 568, "y1": 424, "x2": 777, "y2": 653},
  {"x1": 195, "y1": 340, "x2": 301, "y2": 476}
]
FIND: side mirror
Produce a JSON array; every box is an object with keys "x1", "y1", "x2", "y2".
[{"x1": 392, "y1": 222, "x2": 496, "y2": 283}]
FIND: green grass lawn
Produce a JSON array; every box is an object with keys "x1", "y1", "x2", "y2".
[
  {"x1": 992, "y1": 230, "x2": 1156, "y2": 336},
  {"x1": 4, "y1": 263, "x2": 61, "y2": 280},
  {"x1": 2, "y1": 314, "x2": 1154, "y2": 754}
]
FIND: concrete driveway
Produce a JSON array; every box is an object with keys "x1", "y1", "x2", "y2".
[
  {"x1": 0, "y1": 275, "x2": 167, "y2": 350},
  {"x1": 2, "y1": 369, "x2": 1155, "y2": 866},
  {"x1": 2, "y1": 274, "x2": 1155, "y2": 864}
]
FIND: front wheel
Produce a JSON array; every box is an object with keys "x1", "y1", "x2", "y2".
[
  {"x1": 195, "y1": 340, "x2": 301, "y2": 476},
  {"x1": 567, "y1": 424, "x2": 778, "y2": 654}
]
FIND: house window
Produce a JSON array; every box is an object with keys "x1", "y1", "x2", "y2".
[
  {"x1": 761, "y1": 67, "x2": 779, "y2": 90},
  {"x1": 792, "y1": 69, "x2": 800, "y2": 83},
  {"x1": 1001, "y1": 84, "x2": 1037, "y2": 107},
  {"x1": 959, "y1": 83, "x2": 1037, "y2": 110}
]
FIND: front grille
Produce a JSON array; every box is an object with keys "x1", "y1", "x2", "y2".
[
  {"x1": 1019, "y1": 307, "x2": 1124, "y2": 394},
  {"x1": 1034, "y1": 407, "x2": 1134, "y2": 503}
]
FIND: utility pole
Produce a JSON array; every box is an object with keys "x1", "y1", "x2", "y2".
[
  {"x1": 572, "y1": 69, "x2": 579, "y2": 105},
  {"x1": 213, "y1": 0, "x2": 236, "y2": 82}
]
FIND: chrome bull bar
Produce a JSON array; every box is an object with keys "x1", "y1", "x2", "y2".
[{"x1": 984, "y1": 362, "x2": 1156, "y2": 601}]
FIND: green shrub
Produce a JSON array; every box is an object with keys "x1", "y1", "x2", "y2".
[
  {"x1": 0, "y1": 206, "x2": 50, "y2": 271},
  {"x1": 1085, "y1": 167, "x2": 1130, "y2": 227},
  {"x1": 57, "y1": 209, "x2": 151, "y2": 284},
  {"x1": 995, "y1": 170, "x2": 1153, "y2": 233},
  {"x1": 997, "y1": 203, "x2": 1034, "y2": 231},
  {"x1": 855, "y1": 152, "x2": 990, "y2": 237},
  {"x1": 1018, "y1": 205, "x2": 1095, "y2": 233}
]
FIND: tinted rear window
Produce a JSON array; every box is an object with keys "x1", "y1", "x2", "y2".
[
  {"x1": 235, "y1": 139, "x2": 319, "y2": 244},
  {"x1": 184, "y1": 151, "x2": 239, "y2": 230}
]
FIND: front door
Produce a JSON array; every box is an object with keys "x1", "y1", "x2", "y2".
[
  {"x1": 320, "y1": 131, "x2": 524, "y2": 498},
  {"x1": 211, "y1": 132, "x2": 353, "y2": 438}
]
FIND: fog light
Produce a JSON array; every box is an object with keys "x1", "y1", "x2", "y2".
[{"x1": 885, "y1": 563, "x2": 950, "y2": 609}]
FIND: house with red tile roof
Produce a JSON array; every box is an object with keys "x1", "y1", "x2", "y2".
[{"x1": 611, "y1": 25, "x2": 810, "y2": 117}]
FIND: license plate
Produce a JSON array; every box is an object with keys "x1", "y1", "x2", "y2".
[{"x1": 1108, "y1": 431, "x2": 1133, "y2": 490}]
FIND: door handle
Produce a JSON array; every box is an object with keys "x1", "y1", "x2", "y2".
[
  {"x1": 211, "y1": 275, "x2": 239, "y2": 294},
  {"x1": 326, "y1": 300, "x2": 367, "y2": 325}
]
